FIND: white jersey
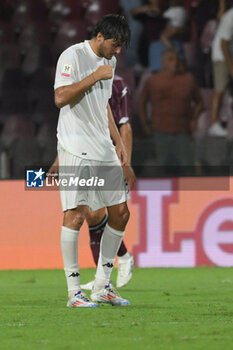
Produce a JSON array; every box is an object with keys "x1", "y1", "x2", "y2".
[
  {"x1": 54, "y1": 40, "x2": 118, "y2": 162},
  {"x1": 212, "y1": 8, "x2": 233, "y2": 62}
]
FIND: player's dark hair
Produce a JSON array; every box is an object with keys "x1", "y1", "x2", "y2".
[{"x1": 92, "y1": 14, "x2": 130, "y2": 47}]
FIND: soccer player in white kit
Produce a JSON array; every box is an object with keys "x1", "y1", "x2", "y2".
[{"x1": 54, "y1": 15, "x2": 132, "y2": 307}]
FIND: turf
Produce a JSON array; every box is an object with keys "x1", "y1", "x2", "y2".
[{"x1": 1, "y1": 268, "x2": 233, "y2": 350}]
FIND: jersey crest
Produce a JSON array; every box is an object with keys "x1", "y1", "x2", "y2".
[{"x1": 62, "y1": 64, "x2": 72, "y2": 77}]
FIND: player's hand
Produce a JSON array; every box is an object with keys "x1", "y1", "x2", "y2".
[
  {"x1": 47, "y1": 161, "x2": 59, "y2": 184},
  {"x1": 123, "y1": 165, "x2": 136, "y2": 190},
  {"x1": 115, "y1": 140, "x2": 128, "y2": 166},
  {"x1": 94, "y1": 65, "x2": 113, "y2": 81}
]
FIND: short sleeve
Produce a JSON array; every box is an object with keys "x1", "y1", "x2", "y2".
[{"x1": 54, "y1": 49, "x2": 77, "y2": 90}]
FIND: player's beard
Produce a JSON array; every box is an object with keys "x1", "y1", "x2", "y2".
[{"x1": 98, "y1": 43, "x2": 113, "y2": 60}]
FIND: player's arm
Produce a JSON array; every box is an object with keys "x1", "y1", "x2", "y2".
[
  {"x1": 50, "y1": 156, "x2": 59, "y2": 168},
  {"x1": 107, "y1": 103, "x2": 127, "y2": 166},
  {"x1": 119, "y1": 122, "x2": 136, "y2": 189},
  {"x1": 47, "y1": 156, "x2": 59, "y2": 184},
  {"x1": 119, "y1": 123, "x2": 132, "y2": 166},
  {"x1": 55, "y1": 65, "x2": 113, "y2": 108},
  {"x1": 221, "y1": 39, "x2": 233, "y2": 78}
]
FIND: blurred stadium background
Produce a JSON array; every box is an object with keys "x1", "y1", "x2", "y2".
[
  {"x1": 2, "y1": 2, "x2": 233, "y2": 349},
  {"x1": 1, "y1": 0, "x2": 233, "y2": 270}
]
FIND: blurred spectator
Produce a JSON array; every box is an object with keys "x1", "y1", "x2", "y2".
[
  {"x1": 195, "y1": 0, "x2": 227, "y2": 88},
  {"x1": 149, "y1": 0, "x2": 187, "y2": 72},
  {"x1": 0, "y1": 114, "x2": 33, "y2": 150},
  {"x1": 120, "y1": 0, "x2": 144, "y2": 68},
  {"x1": 192, "y1": 0, "x2": 228, "y2": 38},
  {"x1": 51, "y1": 20, "x2": 88, "y2": 63},
  {"x1": 198, "y1": 18, "x2": 218, "y2": 87},
  {"x1": 138, "y1": 49, "x2": 203, "y2": 175},
  {"x1": 160, "y1": 0, "x2": 187, "y2": 48},
  {"x1": 0, "y1": 114, "x2": 41, "y2": 178},
  {"x1": 132, "y1": 0, "x2": 168, "y2": 66},
  {"x1": 2, "y1": 0, "x2": 233, "y2": 178},
  {"x1": 37, "y1": 122, "x2": 57, "y2": 165},
  {"x1": 86, "y1": 0, "x2": 120, "y2": 28},
  {"x1": 210, "y1": 6, "x2": 233, "y2": 136}
]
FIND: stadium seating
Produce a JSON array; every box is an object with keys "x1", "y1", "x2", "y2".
[
  {"x1": 85, "y1": 0, "x2": 120, "y2": 27},
  {"x1": 48, "y1": 0, "x2": 86, "y2": 24},
  {"x1": 37, "y1": 122, "x2": 57, "y2": 164},
  {"x1": 52, "y1": 20, "x2": 88, "y2": 60},
  {"x1": 38, "y1": 46, "x2": 54, "y2": 67},
  {"x1": 1, "y1": 114, "x2": 35, "y2": 147},
  {"x1": 0, "y1": 0, "x2": 16, "y2": 21},
  {"x1": 1, "y1": 44, "x2": 21, "y2": 70},
  {"x1": 0, "y1": 22, "x2": 16, "y2": 43},
  {"x1": 0, "y1": 0, "x2": 233, "y2": 178},
  {"x1": 1, "y1": 69, "x2": 29, "y2": 114},
  {"x1": 10, "y1": 138, "x2": 43, "y2": 178},
  {"x1": 62, "y1": 0, "x2": 86, "y2": 19}
]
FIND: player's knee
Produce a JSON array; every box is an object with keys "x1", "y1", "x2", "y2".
[
  {"x1": 71, "y1": 213, "x2": 85, "y2": 230},
  {"x1": 64, "y1": 210, "x2": 86, "y2": 230},
  {"x1": 115, "y1": 207, "x2": 130, "y2": 230},
  {"x1": 108, "y1": 204, "x2": 130, "y2": 231},
  {"x1": 86, "y1": 208, "x2": 105, "y2": 226},
  {"x1": 121, "y1": 208, "x2": 130, "y2": 227}
]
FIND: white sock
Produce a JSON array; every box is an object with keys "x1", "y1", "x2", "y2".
[
  {"x1": 118, "y1": 252, "x2": 131, "y2": 262},
  {"x1": 61, "y1": 226, "x2": 80, "y2": 297},
  {"x1": 94, "y1": 223, "x2": 125, "y2": 290}
]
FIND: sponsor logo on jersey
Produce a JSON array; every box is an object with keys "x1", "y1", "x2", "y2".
[
  {"x1": 121, "y1": 86, "x2": 127, "y2": 98},
  {"x1": 62, "y1": 64, "x2": 72, "y2": 77}
]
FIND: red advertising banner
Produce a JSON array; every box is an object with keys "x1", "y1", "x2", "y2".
[{"x1": 1, "y1": 178, "x2": 233, "y2": 269}]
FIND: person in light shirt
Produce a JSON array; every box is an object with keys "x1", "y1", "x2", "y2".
[
  {"x1": 210, "y1": 6, "x2": 233, "y2": 136},
  {"x1": 50, "y1": 75, "x2": 135, "y2": 291},
  {"x1": 53, "y1": 15, "x2": 135, "y2": 308}
]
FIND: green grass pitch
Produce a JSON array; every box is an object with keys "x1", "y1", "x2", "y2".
[{"x1": 1, "y1": 267, "x2": 233, "y2": 350}]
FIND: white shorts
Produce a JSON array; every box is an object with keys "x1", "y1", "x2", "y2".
[{"x1": 58, "y1": 146, "x2": 130, "y2": 212}]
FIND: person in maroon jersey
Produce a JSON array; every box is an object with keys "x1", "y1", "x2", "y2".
[{"x1": 49, "y1": 74, "x2": 135, "y2": 289}]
